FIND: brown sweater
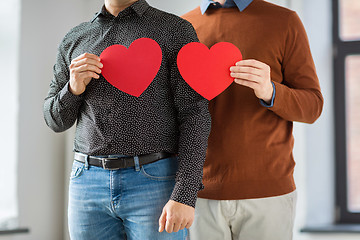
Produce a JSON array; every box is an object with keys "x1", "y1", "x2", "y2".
[{"x1": 182, "y1": 0, "x2": 323, "y2": 200}]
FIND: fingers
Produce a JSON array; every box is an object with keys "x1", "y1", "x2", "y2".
[
  {"x1": 74, "y1": 64, "x2": 102, "y2": 75},
  {"x1": 78, "y1": 71, "x2": 100, "y2": 80},
  {"x1": 68, "y1": 53, "x2": 102, "y2": 95},
  {"x1": 158, "y1": 200, "x2": 195, "y2": 234},
  {"x1": 165, "y1": 218, "x2": 190, "y2": 233},
  {"x1": 68, "y1": 53, "x2": 102, "y2": 96},
  {"x1": 158, "y1": 210, "x2": 166, "y2": 233},
  {"x1": 70, "y1": 53, "x2": 103, "y2": 75},
  {"x1": 71, "y1": 53, "x2": 101, "y2": 63},
  {"x1": 171, "y1": 217, "x2": 182, "y2": 233},
  {"x1": 179, "y1": 221, "x2": 188, "y2": 231},
  {"x1": 234, "y1": 78, "x2": 258, "y2": 89},
  {"x1": 72, "y1": 57, "x2": 103, "y2": 69},
  {"x1": 230, "y1": 59, "x2": 273, "y2": 101},
  {"x1": 230, "y1": 66, "x2": 262, "y2": 77},
  {"x1": 165, "y1": 217, "x2": 175, "y2": 233},
  {"x1": 230, "y1": 59, "x2": 270, "y2": 84},
  {"x1": 69, "y1": 67, "x2": 100, "y2": 80},
  {"x1": 230, "y1": 72, "x2": 260, "y2": 83},
  {"x1": 160, "y1": 211, "x2": 188, "y2": 233},
  {"x1": 164, "y1": 214, "x2": 191, "y2": 233},
  {"x1": 235, "y1": 59, "x2": 269, "y2": 69},
  {"x1": 185, "y1": 221, "x2": 193, "y2": 229}
]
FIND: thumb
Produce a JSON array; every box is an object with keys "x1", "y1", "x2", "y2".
[{"x1": 158, "y1": 209, "x2": 167, "y2": 232}]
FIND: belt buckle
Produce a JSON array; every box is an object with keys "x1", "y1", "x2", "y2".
[{"x1": 101, "y1": 157, "x2": 121, "y2": 170}]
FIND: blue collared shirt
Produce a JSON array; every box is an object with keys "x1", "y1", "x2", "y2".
[{"x1": 200, "y1": 0, "x2": 254, "y2": 14}]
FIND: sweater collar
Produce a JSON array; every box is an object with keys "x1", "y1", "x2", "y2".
[{"x1": 200, "y1": 0, "x2": 254, "y2": 14}]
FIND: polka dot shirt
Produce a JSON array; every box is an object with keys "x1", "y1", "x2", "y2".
[{"x1": 43, "y1": 0, "x2": 211, "y2": 207}]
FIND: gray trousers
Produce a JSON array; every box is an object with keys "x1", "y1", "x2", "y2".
[{"x1": 189, "y1": 191, "x2": 297, "y2": 240}]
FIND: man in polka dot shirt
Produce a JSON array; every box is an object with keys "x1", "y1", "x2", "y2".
[{"x1": 43, "y1": 0, "x2": 211, "y2": 239}]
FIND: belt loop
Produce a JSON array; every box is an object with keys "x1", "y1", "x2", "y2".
[
  {"x1": 134, "y1": 156, "x2": 140, "y2": 172},
  {"x1": 84, "y1": 155, "x2": 89, "y2": 170}
]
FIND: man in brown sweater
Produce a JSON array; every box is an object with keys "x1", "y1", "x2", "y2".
[{"x1": 182, "y1": 0, "x2": 323, "y2": 239}]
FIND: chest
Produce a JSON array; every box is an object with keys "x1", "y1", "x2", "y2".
[{"x1": 193, "y1": 16, "x2": 287, "y2": 84}]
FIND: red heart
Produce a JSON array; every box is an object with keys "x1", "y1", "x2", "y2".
[
  {"x1": 100, "y1": 38, "x2": 162, "y2": 97},
  {"x1": 177, "y1": 42, "x2": 242, "y2": 100}
]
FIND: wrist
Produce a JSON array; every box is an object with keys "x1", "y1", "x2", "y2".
[
  {"x1": 261, "y1": 91, "x2": 273, "y2": 104},
  {"x1": 68, "y1": 81, "x2": 82, "y2": 96},
  {"x1": 262, "y1": 82, "x2": 274, "y2": 103}
]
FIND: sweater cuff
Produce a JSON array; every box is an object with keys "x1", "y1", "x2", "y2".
[
  {"x1": 269, "y1": 81, "x2": 287, "y2": 113},
  {"x1": 58, "y1": 82, "x2": 84, "y2": 109},
  {"x1": 170, "y1": 180, "x2": 203, "y2": 208}
]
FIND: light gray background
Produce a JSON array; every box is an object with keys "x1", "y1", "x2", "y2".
[{"x1": 0, "y1": 0, "x2": 351, "y2": 240}]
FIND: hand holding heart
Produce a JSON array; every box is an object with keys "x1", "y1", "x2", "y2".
[
  {"x1": 75, "y1": 39, "x2": 270, "y2": 102},
  {"x1": 69, "y1": 53, "x2": 103, "y2": 96},
  {"x1": 99, "y1": 39, "x2": 243, "y2": 99},
  {"x1": 230, "y1": 60, "x2": 274, "y2": 104},
  {"x1": 177, "y1": 42, "x2": 242, "y2": 100}
]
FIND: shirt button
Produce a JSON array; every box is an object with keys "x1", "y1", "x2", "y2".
[{"x1": 107, "y1": 143, "x2": 112, "y2": 148}]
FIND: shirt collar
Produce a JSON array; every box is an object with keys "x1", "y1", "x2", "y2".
[
  {"x1": 200, "y1": 0, "x2": 254, "y2": 14},
  {"x1": 91, "y1": 0, "x2": 149, "y2": 22}
]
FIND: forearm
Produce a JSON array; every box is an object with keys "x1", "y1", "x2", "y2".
[
  {"x1": 43, "y1": 82, "x2": 83, "y2": 132},
  {"x1": 270, "y1": 12, "x2": 323, "y2": 123},
  {"x1": 270, "y1": 81, "x2": 323, "y2": 123},
  {"x1": 166, "y1": 19, "x2": 211, "y2": 207},
  {"x1": 170, "y1": 100, "x2": 211, "y2": 207}
]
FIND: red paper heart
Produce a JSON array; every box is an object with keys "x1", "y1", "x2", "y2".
[
  {"x1": 100, "y1": 38, "x2": 162, "y2": 97},
  {"x1": 177, "y1": 42, "x2": 242, "y2": 100}
]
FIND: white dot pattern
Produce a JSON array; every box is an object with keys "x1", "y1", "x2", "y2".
[{"x1": 43, "y1": 0, "x2": 211, "y2": 207}]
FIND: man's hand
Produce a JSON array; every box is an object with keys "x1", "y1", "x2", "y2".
[
  {"x1": 230, "y1": 59, "x2": 274, "y2": 104},
  {"x1": 69, "y1": 53, "x2": 103, "y2": 96},
  {"x1": 158, "y1": 200, "x2": 195, "y2": 233}
]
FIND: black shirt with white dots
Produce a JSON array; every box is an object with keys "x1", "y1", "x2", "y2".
[{"x1": 43, "y1": 0, "x2": 211, "y2": 207}]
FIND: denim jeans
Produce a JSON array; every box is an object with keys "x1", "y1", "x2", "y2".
[{"x1": 68, "y1": 155, "x2": 187, "y2": 240}]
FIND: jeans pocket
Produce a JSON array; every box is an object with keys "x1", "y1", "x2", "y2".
[
  {"x1": 70, "y1": 161, "x2": 85, "y2": 180},
  {"x1": 141, "y1": 157, "x2": 178, "y2": 181}
]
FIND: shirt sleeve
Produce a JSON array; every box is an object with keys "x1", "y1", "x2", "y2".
[
  {"x1": 269, "y1": 12, "x2": 324, "y2": 123},
  {"x1": 43, "y1": 38, "x2": 84, "y2": 133},
  {"x1": 167, "y1": 20, "x2": 211, "y2": 208}
]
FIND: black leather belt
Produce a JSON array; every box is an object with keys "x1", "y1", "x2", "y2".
[{"x1": 74, "y1": 151, "x2": 174, "y2": 170}]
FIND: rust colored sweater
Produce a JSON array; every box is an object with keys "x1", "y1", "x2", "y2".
[{"x1": 182, "y1": 0, "x2": 323, "y2": 200}]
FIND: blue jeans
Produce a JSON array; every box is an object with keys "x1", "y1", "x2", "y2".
[{"x1": 68, "y1": 155, "x2": 187, "y2": 240}]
